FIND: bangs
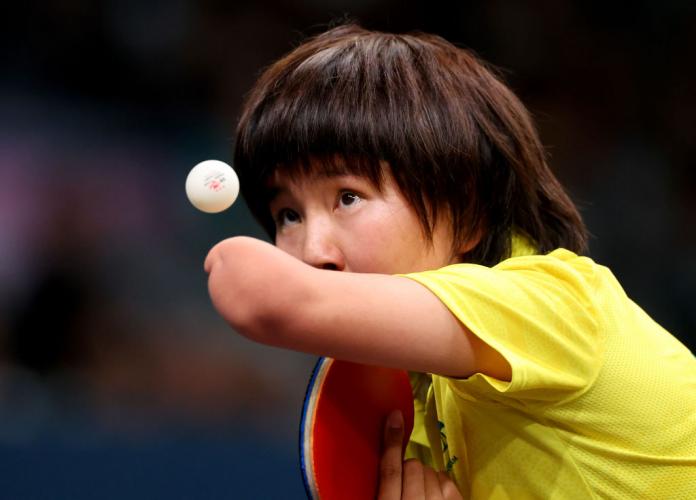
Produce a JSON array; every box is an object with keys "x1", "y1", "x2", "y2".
[
  {"x1": 235, "y1": 30, "x2": 428, "y2": 187},
  {"x1": 234, "y1": 24, "x2": 588, "y2": 262},
  {"x1": 268, "y1": 154, "x2": 386, "y2": 191},
  {"x1": 234, "y1": 26, "x2": 443, "y2": 239}
]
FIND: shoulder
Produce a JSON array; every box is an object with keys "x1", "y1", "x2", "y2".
[
  {"x1": 402, "y1": 250, "x2": 613, "y2": 392},
  {"x1": 405, "y1": 249, "x2": 612, "y2": 308}
]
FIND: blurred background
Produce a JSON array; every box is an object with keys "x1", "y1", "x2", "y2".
[{"x1": 1, "y1": 1, "x2": 694, "y2": 498}]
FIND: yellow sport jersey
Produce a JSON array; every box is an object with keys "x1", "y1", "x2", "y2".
[{"x1": 403, "y1": 239, "x2": 696, "y2": 499}]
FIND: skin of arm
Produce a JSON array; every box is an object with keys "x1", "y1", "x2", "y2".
[{"x1": 205, "y1": 236, "x2": 511, "y2": 380}]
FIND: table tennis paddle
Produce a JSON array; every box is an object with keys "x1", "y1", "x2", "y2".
[{"x1": 300, "y1": 357, "x2": 414, "y2": 499}]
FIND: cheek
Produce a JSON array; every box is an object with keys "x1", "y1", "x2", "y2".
[
  {"x1": 342, "y1": 220, "x2": 413, "y2": 274},
  {"x1": 274, "y1": 234, "x2": 302, "y2": 260}
]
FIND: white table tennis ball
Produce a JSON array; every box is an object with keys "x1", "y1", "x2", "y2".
[{"x1": 185, "y1": 160, "x2": 240, "y2": 213}]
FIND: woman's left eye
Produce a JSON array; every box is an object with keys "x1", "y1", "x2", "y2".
[{"x1": 339, "y1": 191, "x2": 361, "y2": 207}]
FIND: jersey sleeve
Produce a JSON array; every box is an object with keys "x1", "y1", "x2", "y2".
[{"x1": 402, "y1": 249, "x2": 606, "y2": 404}]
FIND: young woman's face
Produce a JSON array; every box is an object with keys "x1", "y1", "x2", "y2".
[{"x1": 268, "y1": 169, "x2": 461, "y2": 274}]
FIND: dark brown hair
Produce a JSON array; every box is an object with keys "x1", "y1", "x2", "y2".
[{"x1": 234, "y1": 24, "x2": 588, "y2": 266}]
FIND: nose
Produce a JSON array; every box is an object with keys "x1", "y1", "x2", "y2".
[{"x1": 301, "y1": 220, "x2": 346, "y2": 271}]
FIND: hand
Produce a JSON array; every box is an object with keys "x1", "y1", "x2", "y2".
[{"x1": 378, "y1": 410, "x2": 463, "y2": 500}]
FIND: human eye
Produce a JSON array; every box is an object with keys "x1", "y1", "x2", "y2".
[
  {"x1": 338, "y1": 190, "x2": 362, "y2": 208},
  {"x1": 274, "y1": 208, "x2": 301, "y2": 228}
]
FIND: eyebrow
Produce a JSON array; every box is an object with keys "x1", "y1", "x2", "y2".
[
  {"x1": 264, "y1": 175, "x2": 289, "y2": 205},
  {"x1": 266, "y1": 171, "x2": 381, "y2": 207},
  {"x1": 266, "y1": 172, "x2": 348, "y2": 203},
  {"x1": 266, "y1": 186, "x2": 284, "y2": 205}
]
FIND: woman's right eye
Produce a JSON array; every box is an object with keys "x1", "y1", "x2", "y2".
[{"x1": 275, "y1": 208, "x2": 301, "y2": 227}]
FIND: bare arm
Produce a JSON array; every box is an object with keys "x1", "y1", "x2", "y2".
[{"x1": 205, "y1": 236, "x2": 510, "y2": 379}]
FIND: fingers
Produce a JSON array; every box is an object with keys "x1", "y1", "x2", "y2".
[
  {"x1": 438, "y1": 471, "x2": 464, "y2": 500},
  {"x1": 402, "y1": 459, "x2": 426, "y2": 498},
  {"x1": 423, "y1": 464, "x2": 442, "y2": 499},
  {"x1": 377, "y1": 410, "x2": 404, "y2": 500},
  {"x1": 378, "y1": 409, "x2": 463, "y2": 500},
  {"x1": 404, "y1": 461, "x2": 459, "y2": 500}
]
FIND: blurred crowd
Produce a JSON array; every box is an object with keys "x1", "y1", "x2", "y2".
[{"x1": 1, "y1": 1, "x2": 694, "y2": 498}]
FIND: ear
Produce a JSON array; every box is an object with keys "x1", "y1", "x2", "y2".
[{"x1": 453, "y1": 227, "x2": 483, "y2": 262}]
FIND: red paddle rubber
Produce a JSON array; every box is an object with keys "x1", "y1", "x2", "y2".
[{"x1": 300, "y1": 358, "x2": 414, "y2": 499}]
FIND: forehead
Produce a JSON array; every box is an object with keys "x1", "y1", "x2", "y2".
[
  {"x1": 264, "y1": 157, "x2": 386, "y2": 198},
  {"x1": 264, "y1": 171, "x2": 373, "y2": 205}
]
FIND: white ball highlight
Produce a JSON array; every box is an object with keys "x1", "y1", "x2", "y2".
[{"x1": 185, "y1": 160, "x2": 240, "y2": 213}]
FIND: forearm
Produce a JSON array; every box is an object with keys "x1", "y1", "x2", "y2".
[
  {"x1": 205, "y1": 237, "x2": 394, "y2": 359},
  {"x1": 204, "y1": 236, "x2": 503, "y2": 379},
  {"x1": 205, "y1": 236, "x2": 315, "y2": 346}
]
